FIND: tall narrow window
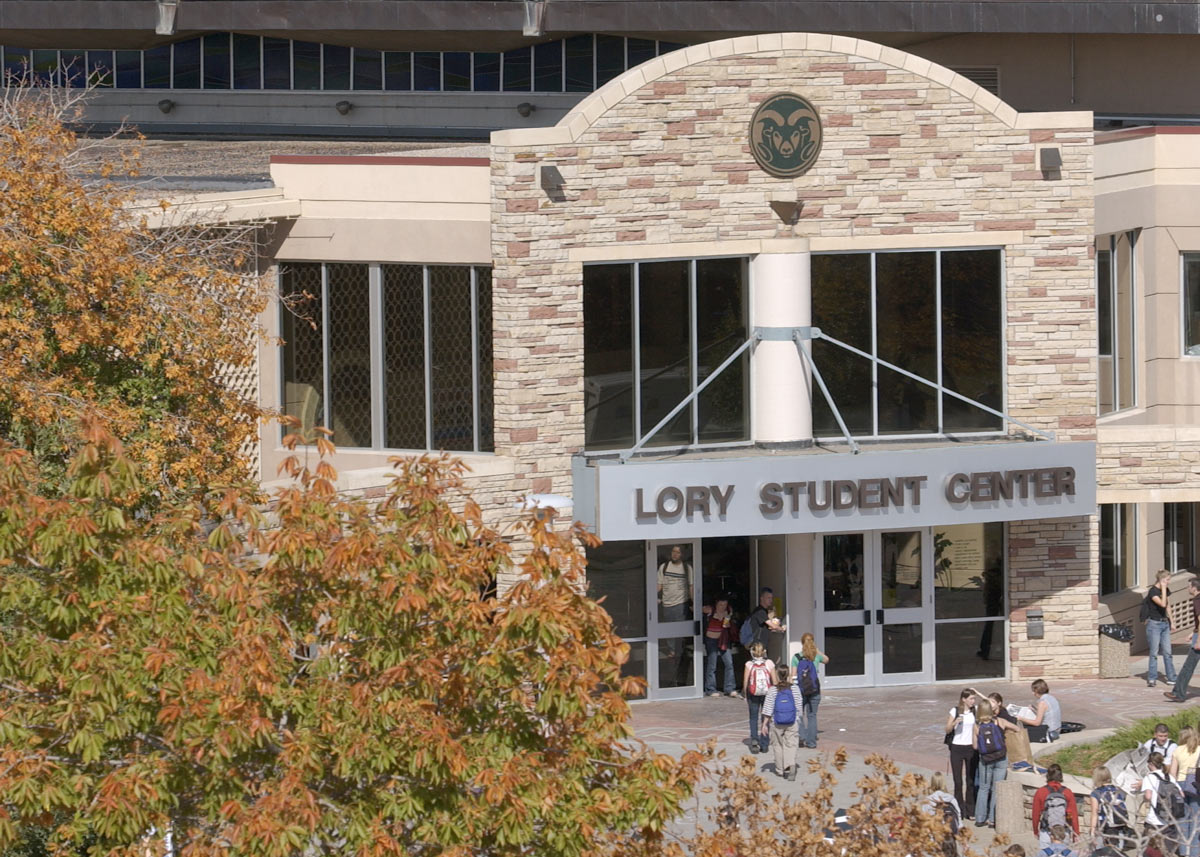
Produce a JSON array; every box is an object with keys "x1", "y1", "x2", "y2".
[
  {"x1": 502, "y1": 46, "x2": 531, "y2": 91},
  {"x1": 262, "y1": 37, "x2": 290, "y2": 89},
  {"x1": 472, "y1": 52, "x2": 499, "y2": 91},
  {"x1": 1165, "y1": 503, "x2": 1198, "y2": 573},
  {"x1": 583, "y1": 258, "x2": 749, "y2": 451},
  {"x1": 1184, "y1": 254, "x2": 1200, "y2": 356},
  {"x1": 1098, "y1": 233, "x2": 1136, "y2": 414},
  {"x1": 812, "y1": 254, "x2": 873, "y2": 436},
  {"x1": 322, "y1": 44, "x2": 351, "y2": 90},
  {"x1": 86, "y1": 50, "x2": 114, "y2": 87},
  {"x1": 413, "y1": 52, "x2": 441, "y2": 91},
  {"x1": 1100, "y1": 503, "x2": 1137, "y2": 595},
  {"x1": 280, "y1": 264, "x2": 326, "y2": 440},
  {"x1": 565, "y1": 35, "x2": 593, "y2": 92},
  {"x1": 202, "y1": 33, "x2": 231, "y2": 89},
  {"x1": 442, "y1": 52, "x2": 470, "y2": 91},
  {"x1": 292, "y1": 41, "x2": 321, "y2": 90},
  {"x1": 232, "y1": 35, "x2": 261, "y2": 89},
  {"x1": 595, "y1": 35, "x2": 624, "y2": 86},
  {"x1": 384, "y1": 52, "x2": 412, "y2": 90},
  {"x1": 143, "y1": 45, "x2": 170, "y2": 88},
  {"x1": 533, "y1": 41, "x2": 562, "y2": 91},
  {"x1": 172, "y1": 37, "x2": 201, "y2": 88},
  {"x1": 353, "y1": 48, "x2": 382, "y2": 90}
]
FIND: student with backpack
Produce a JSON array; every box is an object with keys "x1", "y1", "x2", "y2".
[
  {"x1": 1088, "y1": 766, "x2": 1135, "y2": 852},
  {"x1": 924, "y1": 772, "x2": 961, "y2": 857},
  {"x1": 1040, "y1": 825, "x2": 1080, "y2": 857},
  {"x1": 790, "y1": 632, "x2": 828, "y2": 749},
  {"x1": 742, "y1": 642, "x2": 774, "y2": 755},
  {"x1": 1144, "y1": 751, "x2": 1186, "y2": 856},
  {"x1": 1169, "y1": 726, "x2": 1200, "y2": 857},
  {"x1": 972, "y1": 699, "x2": 1008, "y2": 828},
  {"x1": 760, "y1": 664, "x2": 803, "y2": 780},
  {"x1": 1033, "y1": 764, "x2": 1079, "y2": 848}
]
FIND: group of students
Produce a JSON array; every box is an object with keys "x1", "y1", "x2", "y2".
[
  {"x1": 742, "y1": 633, "x2": 828, "y2": 781},
  {"x1": 941, "y1": 681, "x2": 1064, "y2": 829}
]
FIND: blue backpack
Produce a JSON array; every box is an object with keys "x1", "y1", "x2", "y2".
[
  {"x1": 739, "y1": 617, "x2": 755, "y2": 648},
  {"x1": 795, "y1": 657, "x2": 821, "y2": 698},
  {"x1": 774, "y1": 688, "x2": 797, "y2": 725}
]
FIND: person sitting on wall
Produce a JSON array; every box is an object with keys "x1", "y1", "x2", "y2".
[{"x1": 1018, "y1": 679, "x2": 1063, "y2": 743}]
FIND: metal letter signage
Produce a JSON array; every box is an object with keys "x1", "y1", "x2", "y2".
[{"x1": 749, "y1": 92, "x2": 823, "y2": 178}]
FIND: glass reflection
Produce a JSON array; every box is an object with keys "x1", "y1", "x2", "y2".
[
  {"x1": 696, "y1": 258, "x2": 749, "y2": 443},
  {"x1": 639, "y1": 261, "x2": 692, "y2": 446},
  {"x1": 941, "y1": 250, "x2": 1002, "y2": 431},
  {"x1": 933, "y1": 523, "x2": 1005, "y2": 619},
  {"x1": 823, "y1": 534, "x2": 864, "y2": 612},
  {"x1": 586, "y1": 540, "x2": 647, "y2": 639},
  {"x1": 657, "y1": 637, "x2": 695, "y2": 688},
  {"x1": 824, "y1": 626, "x2": 865, "y2": 678},
  {"x1": 936, "y1": 622, "x2": 1004, "y2": 680},
  {"x1": 882, "y1": 622, "x2": 922, "y2": 674},
  {"x1": 812, "y1": 253, "x2": 873, "y2": 435},
  {"x1": 655, "y1": 543, "x2": 694, "y2": 624},
  {"x1": 877, "y1": 252, "x2": 937, "y2": 434},
  {"x1": 583, "y1": 264, "x2": 634, "y2": 449},
  {"x1": 881, "y1": 531, "x2": 922, "y2": 609},
  {"x1": 622, "y1": 642, "x2": 648, "y2": 699}
]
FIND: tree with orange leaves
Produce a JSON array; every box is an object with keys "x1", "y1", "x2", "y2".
[
  {"x1": 0, "y1": 425, "x2": 703, "y2": 857},
  {"x1": 0, "y1": 86, "x2": 267, "y2": 497}
]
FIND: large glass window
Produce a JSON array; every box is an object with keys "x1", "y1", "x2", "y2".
[
  {"x1": 1098, "y1": 233, "x2": 1136, "y2": 414},
  {"x1": 1184, "y1": 255, "x2": 1200, "y2": 356},
  {"x1": 583, "y1": 258, "x2": 749, "y2": 451},
  {"x1": 812, "y1": 249, "x2": 1003, "y2": 438},
  {"x1": 933, "y1": 522, "x2": 1006, "y2": 680},
  {"x1": 1164, "y1": 503, "x2": 1198, "y2": 574},
  {"x1": 585, "y1": 540, "x2": 647, "y2": 698},
  {"x1": 280, "y1": 262, "x2": 493, "y2": 453},
  {"x1": 1100, "y1": 503, "x2": 1137, "y2": 595}
]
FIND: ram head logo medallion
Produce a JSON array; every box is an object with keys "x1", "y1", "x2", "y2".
[{"x1": 750, "y1": 93, "x2": 823, "y2": 178}]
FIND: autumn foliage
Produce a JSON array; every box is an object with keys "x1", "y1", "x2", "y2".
[
  {"x1": 0, "y1": 87, "x2": 266, "y2": 495},
  {"x1": 0, "y1": 426, "x2": 703, "y2": 857}
]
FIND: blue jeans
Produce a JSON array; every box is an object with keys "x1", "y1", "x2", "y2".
[
  {"x1": 748, "y1": 695, "x2": 768, "y2": 751},
  {"x1": 1147, "y1": 619, "x2": 1178, "y2": 684},
  {"x1": 704, "y1": 638, "x2": 734, "y2": 694},
  {"x1": 974, "y1": 758, "x2": 1007, "y2": 824},
  {"x1": 1182, "y1": 792, "x2": 1200, "y2": 857},
  {"x1": 1173, "y1": 635, "x2": 1200, "y2": 699},
  {"x1": 802, "y1": 694, "x2": 820, "y2": 748}
]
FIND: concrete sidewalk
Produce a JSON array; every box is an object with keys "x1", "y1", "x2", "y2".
[{"x1": 631, "y1": 643, "x2": 1200, "y2": 852}]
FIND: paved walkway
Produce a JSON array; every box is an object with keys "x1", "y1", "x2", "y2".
[{"x1": 631, "y1": 644, "x2": 1200, "y2": 852}]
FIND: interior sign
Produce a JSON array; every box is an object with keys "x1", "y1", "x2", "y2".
[{"x1": 580, "y1": 443, "x2": 1096, "y2": 540}]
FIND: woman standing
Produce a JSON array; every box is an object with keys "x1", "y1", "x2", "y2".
[
  {"x1": 743, "y1": 642, "x2": 775, "y2": 754},
  {"x1": 1170, "y1": 725, "x2": 1200, "y2": 857},
  {"x1": 702, "y1": 597, "x2": 737, "y2": 698},
  {"x1": 972, "y1": 699, "x2": 1008, "y2": 828},
  {"x1": 761, "y1": 664, "x2": 803, "y2": 780},
  {"x1": 791, "y1": 632, "x2": 829, "y2": 749},
  {"x1": 945, "y1": 688, "x2": 979, "y2": 821}
]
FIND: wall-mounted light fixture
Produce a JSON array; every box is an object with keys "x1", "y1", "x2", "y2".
[
  {"x1": 769, "y1": 199, "x2": 803, "y2": 225},
  {"x1": 540, "y1": 164, "x2": 564, "y2": 192},
  {"x1": 155, "y1": 0, "x2": 179, "y2": 36},
  {"x1": 1038, "y1": 146, "x2": 1063, "y2": 171},
  {"x1": 157, "y1": 98, "x2": 175, "y2": 114},
  {"x1": 523, "y1": 0, "x2": 547, "y2": 37},
  {"x1": 516, "y1": 102, "x2": 536, "y2": 118},
  {"x1": 335, "y1": 100, "x2": 353, "y2": 115}
]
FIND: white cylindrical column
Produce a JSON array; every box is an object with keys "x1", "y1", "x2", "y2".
[{"x1": 751, "y1": 246, "x2": 813, "y2": 444}]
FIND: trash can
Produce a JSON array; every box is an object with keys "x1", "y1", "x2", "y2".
[{"x1": 1099, "y1": 623, "x2": 1134, "y2": 678}]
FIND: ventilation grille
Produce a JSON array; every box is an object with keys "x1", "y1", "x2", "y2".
[{"x1": 949, "y1": 66, "x2": 1001, "y2": 97}]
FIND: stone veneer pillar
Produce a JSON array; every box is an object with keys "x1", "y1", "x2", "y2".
[{"x1": 750, "y1": 245, "x2": 813, "y2": 444}]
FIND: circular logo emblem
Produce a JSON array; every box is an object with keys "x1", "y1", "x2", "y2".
[{"x1": 749, "y1": 92, "x2": 823, "y2": 178}]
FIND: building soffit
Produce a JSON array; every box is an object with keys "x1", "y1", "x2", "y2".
[{"x1": 490, "y1": 32, "x2": 1091, "y2": 149}]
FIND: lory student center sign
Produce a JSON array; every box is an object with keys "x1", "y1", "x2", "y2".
[{"x1": 577, "y1": 442, "x2": 1096, "y2": 541}]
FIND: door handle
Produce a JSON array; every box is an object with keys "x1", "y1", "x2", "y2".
[
  {"x1": 694, "y1": 620, "x2": 702, "y2": 636},
  {"x1": 863, "y1": 610, "x2": 871, "y2": 626},
  {"x1": 876, "y1": 609, "x2": 885, "y2": 625}
]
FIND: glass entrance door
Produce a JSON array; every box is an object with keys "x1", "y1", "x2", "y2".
[
  {"x1": 646, "y1": 540, "x2": 701, "y2": 699},
  {"x1": 816, "y1": 529, "x2": 933, "y2": 688}
]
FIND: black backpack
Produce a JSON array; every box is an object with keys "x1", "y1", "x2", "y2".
[
  {"x1": 1153, "y1": 771, "x2": 1187, "y2": 822},
  {"x1": 935, "y1": 799, "x2": 959, "y2": 857},
  {"x1": 795, "y1": 657, "x2": 821, "y2": 699}
]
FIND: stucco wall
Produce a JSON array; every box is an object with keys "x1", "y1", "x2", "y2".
[{"x1": 489, "y1": 33, "x2": 1099, "y2": 678}]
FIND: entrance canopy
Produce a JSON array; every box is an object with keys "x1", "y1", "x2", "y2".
[{"x1": 574, "y1": 441, "x2": 1096, "y2": 541}]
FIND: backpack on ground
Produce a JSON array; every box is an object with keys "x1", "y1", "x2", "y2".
[
  {"x1": 1153, "y1": 771, "x2": 1187, "y2": 822},
  {"x1": 774, "y1": 688, "x2": 797, "y2": 725},
  {"x1": 1094, "y1": 784, "x2": 1131, "y2": 829},
  {"x1": 739, "y1": 617, "x2": 755, "y2": 648},
  {"x1": 795, "y1": 657, "x2": 821, "y2": 699},
  {"x1": 1039, "y1": 784, "x2": 1070, "y2": 831},
  {"x1": 747, "y1": 661, "x2": 772, "y2": 697},
  {"x1": 976, "y1": 721, "x2": 1006, "y2": 763}
]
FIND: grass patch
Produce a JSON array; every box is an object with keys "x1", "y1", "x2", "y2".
[{"x1": 1043, "y1": 705, "x2": 1200, "y2": 777}]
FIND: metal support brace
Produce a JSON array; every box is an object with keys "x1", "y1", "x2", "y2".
[
  {"x1": 794, "y1": 341, "x2": 860, "y2": 454},
  {"x1": 755, "y1": 325, "x2": 821, "y2": 341},
  {"x1": 619, "y1": 334, "x2": 757, "y2": 461}
]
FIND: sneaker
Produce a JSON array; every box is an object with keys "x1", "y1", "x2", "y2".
[
  {"x1": 787, "y1": 766, "x2": 798, "y2": 781},
  {"x1": 1165, "y1": 691, "x2": 1186, "y2": 703},
  {"x1": 750, "y1": 745, "x2": 760, "y2": 754},
  {"x1": 727, "y1": 691, "x2": 743, "y2": 699},
  {"x1": 707, "y1": 691, "x2": 722, "y2": 697},
  {"x1": 1148, "y1": 680, "x2": 1156, "y2": 687}
]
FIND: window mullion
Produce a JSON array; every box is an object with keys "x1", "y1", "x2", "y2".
[
  {"x1": 689, "y1": 258, "x2": 698, "y2": 445},
  {"x1": 321, "y1": 264, "x2": 332, "y2": 441},
  {"x1": 369, "y1": 263, "x2": 384, "y2": 449},
  {"x1": 632, "y1": 263, "x2": 642, "y2": 443},
  {"x1": 935, "y1": 250, "x2": 943, "y2": 434},
  {"x1": 423, "y1": 265, "x2": 433, "y2": 450},
  {"x1": 470, "y1": 267, "x2": 481, "y2": 453},
  {"x1": 870, "y1": 253, "x2": 878, "y2": 438}
]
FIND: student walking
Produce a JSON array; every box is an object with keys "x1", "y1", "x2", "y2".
[
  {"x1": 743, "y1": 642, "x2": 774, "y2": 754},
  {"x1": 945, "y1": 688, "x2": 979, "y2": 821},
  {"x1": 1032, "y1": 764, "x2": 1078, "y2": 848},
  {"x1": 1087, "y1": 766, "x2": 1134, "y2": 852},
  {"x1": 790, "y1": 632, "x2": 827, "y2": 749},
  {"x1": 761, "y1": 664, "x2": 803, "y2": 780},
  {"x1": 1144, "y1": 751, "x2": 1186, "y2": 856},
  {"x1": 1166, "y1": 577, "x2": 1200, "y2": 703}
]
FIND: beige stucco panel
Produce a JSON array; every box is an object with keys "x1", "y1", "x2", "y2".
[
  {"x1": 270, "y1": 162, "x2": 491, "y2": 205},
  {"x1": 271, "y1": 217, "x2": 491, "y2": 264}
]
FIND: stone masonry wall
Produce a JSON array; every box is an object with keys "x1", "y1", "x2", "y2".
[
  {"x1": 1097, "y1": 425, "x2": 1200, "y2": 501},
  {"x1": 490, "y1": 33, "x2": 1099, "y2": 678}
]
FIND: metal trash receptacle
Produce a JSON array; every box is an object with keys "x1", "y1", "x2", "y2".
[{"x1": 1099, "y1": 623, "x2": 1134, "y2": 678}]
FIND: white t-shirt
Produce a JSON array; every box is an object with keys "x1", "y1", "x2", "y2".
[
  {"x1": 1144, "y1": 771, "x2": 1168, "y2": 827},
  {"x1": 657, "y1": 560, "x2": 692, "y2": 607},
  {"x1": 949, "y1": 706, "x2": 976, "y2": 746},
  {"x1": 1142, "y1": 737, "x2": 1179, "y2": 766}
]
